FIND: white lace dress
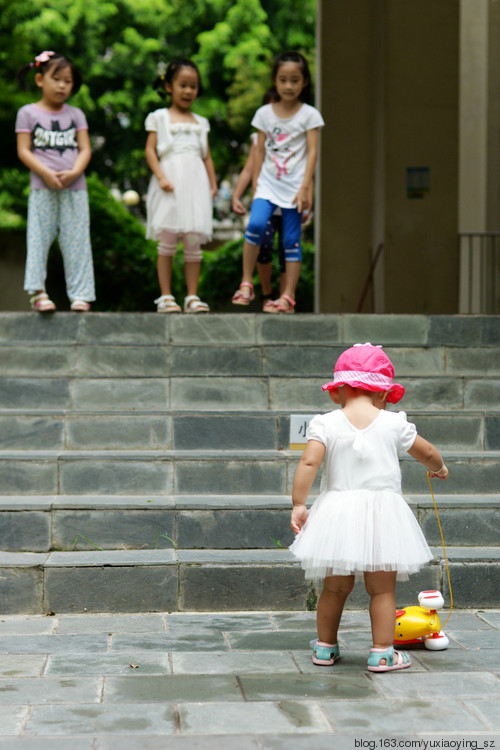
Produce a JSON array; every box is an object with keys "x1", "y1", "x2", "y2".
[
  {"x1": 145, "y1": 108, "x2": 213, "y2": 241},
  {"x1": 289, "y1": 409, "x2": 433, "y2": 581}
]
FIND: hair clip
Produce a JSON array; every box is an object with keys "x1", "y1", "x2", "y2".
[{"x1": 34, "y1": 50, "x2": 55, "y2": 64}]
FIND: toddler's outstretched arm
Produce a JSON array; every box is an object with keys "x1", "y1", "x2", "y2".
[
  {"x1": 408, "y1": 435, "x2": 449, "y2": 480},
  {"x1": 291, "y1": 439, "x2": 326, "y2": 533}
]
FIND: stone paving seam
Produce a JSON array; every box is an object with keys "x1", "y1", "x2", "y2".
[{"x1": 458, "y1": 698, "x2": 493, "y2": 732}]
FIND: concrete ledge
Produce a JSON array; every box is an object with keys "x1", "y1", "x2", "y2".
[{"x1": 2, "y1": 312, "x2": 500, "y2": 346}]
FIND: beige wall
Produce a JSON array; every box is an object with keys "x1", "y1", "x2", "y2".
[{"x1": 318, "y1": 0, "x2": 459, "y2": 313}]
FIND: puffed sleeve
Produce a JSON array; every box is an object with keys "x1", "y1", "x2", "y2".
[
  {"x1": 306, "y1": 414, "x2": 327, "y2": 446},
  {"x1": 15, "y1": 105, "x2": 32, "y2": 133},
  {"x1": 145, "y1": 111, "x2": 158, "y2": 132},
  {"x1": 73, "y1": 107, "x2": 88, "y2": 130},
  {"x1": 397, "y1": 411, "x2": 417, "y2": 452},
  {"x1": 305, "y1": 105, "x2": 325, "y2": 130},
  {"x1": 250, "y1": 105, "x2": 267, "y2": 132}
]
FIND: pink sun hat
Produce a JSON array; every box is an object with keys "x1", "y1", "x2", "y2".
[{"x1": 322, "y1": 343, "x2": 405, "y2": 404}]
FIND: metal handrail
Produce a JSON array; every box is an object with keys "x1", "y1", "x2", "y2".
[{"x1": 458, "y1": 232, "x2": 500, "y2": 313}]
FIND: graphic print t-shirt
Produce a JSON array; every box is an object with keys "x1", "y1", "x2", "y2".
[
  {"x1": 251, "y1": 103, "x2": 324, "y2": 208},
  {"x1": 15, "y1": 103, "x2": 88, "y2": 190}
]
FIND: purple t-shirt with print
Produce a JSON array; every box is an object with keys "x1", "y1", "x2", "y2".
[{"x1": 15, "y1": 102, "x2": 88, "y2": 190}]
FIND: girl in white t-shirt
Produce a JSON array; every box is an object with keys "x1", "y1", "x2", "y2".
[
  {"x1": 231, "y1": 51, "x2": 324, "y2": 313},
  {"x1": 290, "y1": 344, "x2": 449, "y2": 672}
]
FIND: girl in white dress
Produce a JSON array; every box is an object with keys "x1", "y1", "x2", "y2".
[
  {"x1": 145, "y1": 59, "x2": 217, "y2": 313},
  {"x1": 290, "y1": 343, "x2": 449, "y2": 672}
]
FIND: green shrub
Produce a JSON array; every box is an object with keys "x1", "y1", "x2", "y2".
[
  {"x1": 199, "y1": 238, "x2": 315, "y2": 312},
  {"x1": 84, "y1": 174, "x2": 159, "y2": 311},
  {"x1": 0, "y1": 168, "x2": 30, "y2": 230},
  {"x1": 0, "y1": 168, "x2": 315, "y2": 311}
]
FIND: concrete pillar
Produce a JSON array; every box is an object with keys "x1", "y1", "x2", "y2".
[
  {"x1": 317, "y1": 0, "x2": 460, "y2": 313},
  {"x1": 458, "y1": 0, "x2": 500, "y2": 312}
]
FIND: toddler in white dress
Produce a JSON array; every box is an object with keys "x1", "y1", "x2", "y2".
[{"x1": 290, "y1": 343, "x2": 449, "y2": 672}]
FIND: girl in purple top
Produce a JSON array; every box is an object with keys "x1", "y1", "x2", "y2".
[{"x1": 15, "y1": 51, "x2": 95, "y2": 312}]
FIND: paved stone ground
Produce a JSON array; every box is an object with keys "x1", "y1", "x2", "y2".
[{"x1": 0, "y1": 609, "x2": 499, "y2": 748}]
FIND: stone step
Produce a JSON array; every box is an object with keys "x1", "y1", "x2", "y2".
[
  {"x1": 1, "y1": 342, "x2": 500, "y2": 378},
  {"x1": 0, "y1": 410, "x2": 497, "y2": 451},
  {"x1": 0, "y1": 546, "x2": 498, "y2": 615},
  {"x1": 1, "y1": 312, "x2": 499, "y2": 610},
  {"x1": 1, "y1": 448, "x2": 499, "y2": 495},
  {"x1": 1, "y1": 375, "x2": 500, "y2": 412},
  {"x1": 1, "y1": 312, "x2": 500, "y2": 348},
  {"x1": 0, "y1": 493, "x2": 498, "y2": 553}
]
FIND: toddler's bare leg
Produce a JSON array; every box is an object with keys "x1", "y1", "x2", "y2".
[
  {"x1": 317, "y1": 575, "x2": 355, "y2": 644},
  {"x1": 364, "y1": 570, "x2": 397, "y2": 664}
]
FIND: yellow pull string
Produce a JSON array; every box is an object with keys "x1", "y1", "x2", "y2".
[{"x1": 427, "y1": 471, "x2": 453, "y2": 627}]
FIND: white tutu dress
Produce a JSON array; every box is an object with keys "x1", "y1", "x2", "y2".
[
  {"x1": 289, "y1": 409, "x2": 433, "y2": 581},
  {"x1": 145, "y1": 108, "x2": 213, "y2": 242}
]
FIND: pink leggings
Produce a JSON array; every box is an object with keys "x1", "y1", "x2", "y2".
[{"x1": 158, "y1": 230, "x2": 203, "y2": 262}]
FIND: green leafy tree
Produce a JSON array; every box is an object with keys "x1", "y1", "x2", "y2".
[{"x1": 3, "y1": 0, "x2": 315, "y2": 187}]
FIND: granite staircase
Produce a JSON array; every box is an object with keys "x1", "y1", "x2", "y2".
[{"x1": 0, "y1": 312, "x2": 499, "y2": 613}]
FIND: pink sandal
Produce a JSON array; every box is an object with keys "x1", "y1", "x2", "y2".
[
  {"x1": 274, "y1": 295, "x2": 296, "y2": 314},
  {"x1": 231, "y1": 282, "x2": 255, "y2": 306},
  {"x1": 262, "y1": 296, "x2": 278, "y2": 313},
  {"x1": 30, "y1": 292, "x2": 56, "y2": 313}
]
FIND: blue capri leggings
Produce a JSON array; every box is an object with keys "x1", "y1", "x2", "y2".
[{"x1": 244, "y1": 198, "x2": 302, "y2": 262}]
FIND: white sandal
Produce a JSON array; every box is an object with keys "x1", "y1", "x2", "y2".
[
  {"x1": 70, "y1": 300, "x2": 91, "y2": 312},
  {"x1": 30, "y1": 292, "x2": 56, "y2": 313},
  {"x1": 155, "y1": 294, "x2": 182, "y2": 313},
  {"x1": 184, "y1": 295, "x2": 209, "y2": 313}
]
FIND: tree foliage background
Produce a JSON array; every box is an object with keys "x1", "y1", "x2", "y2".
[
  {"x1": 0, "y1": 0, "x2": 316, "y2": 311},
  {"x1": 1, "y1": 0, "x2": 316, "y2": 191}
]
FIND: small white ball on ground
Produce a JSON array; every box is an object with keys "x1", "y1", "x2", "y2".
[{"x1": 122, "y1": 190, "x2": 140, "y2": 206}]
